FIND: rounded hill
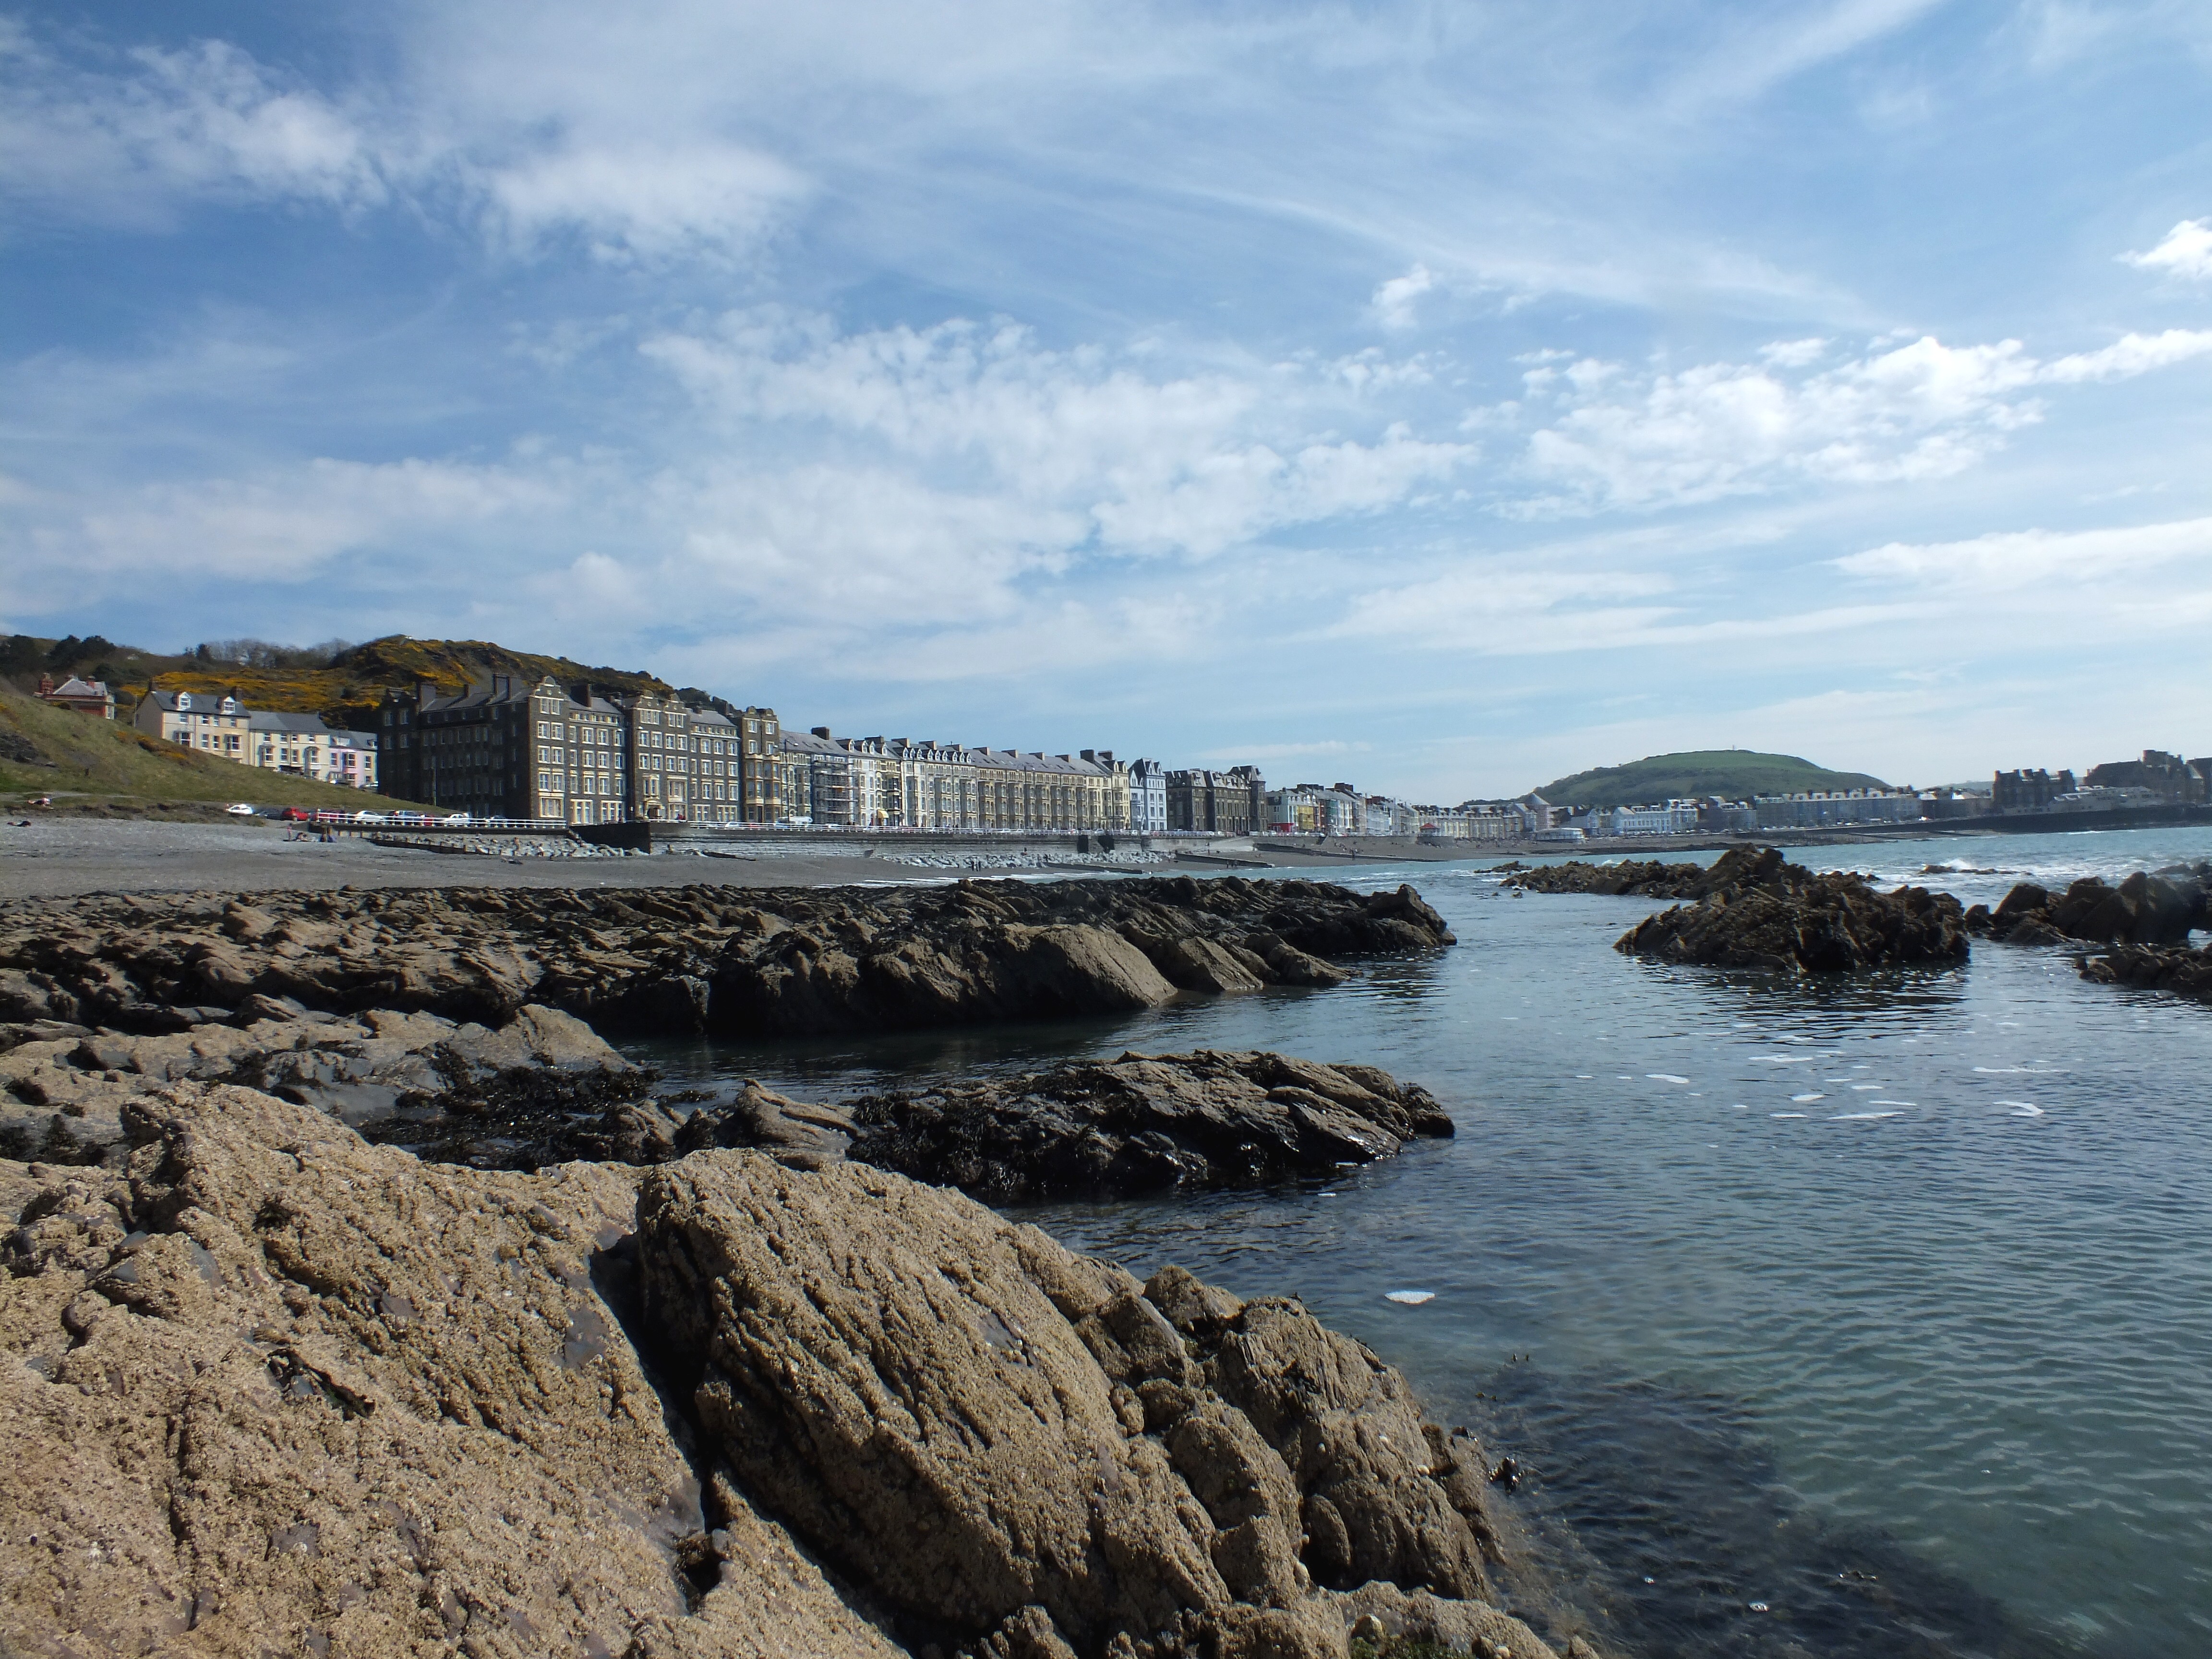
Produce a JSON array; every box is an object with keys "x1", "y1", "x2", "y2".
[{"x1": 1535, "y1": 749, "x2": 1890, "y2": 807}]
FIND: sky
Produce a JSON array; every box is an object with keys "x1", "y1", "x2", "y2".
[{"x1": 2, "y1": 1, "x2": 2210, "y2": 799}]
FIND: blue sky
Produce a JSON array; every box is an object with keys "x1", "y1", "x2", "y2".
[{"x1": 3, "y1": 1, "x2": 2209, "y2": 798}]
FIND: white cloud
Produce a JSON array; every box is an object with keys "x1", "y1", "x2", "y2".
[
  {"x1": 2122, "y1": 220, "x2": 2212, "y2": 282},
  {"x1": 643, "y1": 309, "x2": 1471, "y2": 571},
  {"x1": 0, "y1": 22, "x2": 798, "y2": 257},
  {"x1": 478, "y1": 140, "x2": 806, "y2": 259},
  {"x1": 1370, "y1": 264, "x2": 1434, "y2": 330},
  {"x1": 1834, "y1": 515, "x2": 2212, "y2": 589},
  {"x1": 1515, "y1": 328, "x2": 2212, "y2": 511},
  {"x1": 2041, "y1": 329, "x2": 2212, "y2": 381},
  {"x1": 0, "y1": 36, "x2": 380, "y2": 223},
  {"x1": 1760, "y1": 337, "x2": 1829, "y2": 367}
]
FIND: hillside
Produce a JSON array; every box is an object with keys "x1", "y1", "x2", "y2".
[
  {"x1": 1, "y1": 634, "x2": 674, "y2": 732},
  {"x1": 1535, "y1": 749, "x2": 1890, "y2": 807},
  {"x1": 0, "y1": 688, "x2": 428, "y2": 813}
]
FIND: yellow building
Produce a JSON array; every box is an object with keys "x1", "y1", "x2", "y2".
[{"x1": 133, "y1": 688, "x2": 250, "y2": 761}]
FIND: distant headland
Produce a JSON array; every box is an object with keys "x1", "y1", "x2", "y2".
[{"x1": 1534, "y1": 749, "x2": 1888, "y2": 808}]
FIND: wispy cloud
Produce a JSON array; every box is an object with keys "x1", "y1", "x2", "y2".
[
  {"x1": 1835, "y1": 515, "x2": 2212, "y2": 589},
  {"x1": 0, "y1": 34, "x2": 381, "y2": 227},
  {"x1": 1664, "y1": 0, "x2": 1950, "y2": 113}
]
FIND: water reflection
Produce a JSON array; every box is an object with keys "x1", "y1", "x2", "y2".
[{"x1": 1458, "y1": 1365, "x2": 2094, "y2": 1659}]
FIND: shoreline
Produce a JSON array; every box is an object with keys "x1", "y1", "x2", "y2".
[{"x1": 10, "y1": 814, "x2": 2205, "y2": 904}]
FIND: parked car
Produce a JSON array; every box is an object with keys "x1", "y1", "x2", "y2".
[
  {"x1": 352, "y1": 810, "x2": 387, "y2": 824},
  {"x1": 444, "y1": 813, "x2": 473, "y2": 825},
  {"x1": 225, "y1": 802, "x2": 255, "y2": 817}
]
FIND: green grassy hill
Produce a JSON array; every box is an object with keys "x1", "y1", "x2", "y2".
[
  {"x1": 0, "y1": 688, "x2": 428, "y2": 815},
  {"x1": 1535, "y1": 749, "x2": 1890, "y2": 807}
]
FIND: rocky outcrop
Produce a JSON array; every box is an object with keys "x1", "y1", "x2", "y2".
[
  {"x1": 1965, "y1": 870, "x2": 2210, "y2": 948},
  {"x1": 0, "y1": 1084, "x2": 902, "y2": 1659},
  {"x1": 1614, "y1": 849, "x2": 1969, "y2": 973},
  {"x1": 637, "y1": 1153, "x2": 1560, "y2": 1658},
  {"x1": 0, "y1": 1082, "x2": 1585, "y2": 1659},
  {"x1": 1501, "y1": 858, "x2": 1712, "y2": 897},
  {"x1": 4, "y1": 1003, "x2": 1456, "y2": 1197},
  {"x1": 0, "y1": 1002, "x2": 648, "y2": 1168},
  {"x1": 0, "y1": 876, "x2": 1453, "y2": 1042},
  {"x1": 834, "y1": 1050, "x2": 1456, "y2": 1202},
  {"x1": 2075, "y1": 940, "x2": 2212, "y2": 1003}
]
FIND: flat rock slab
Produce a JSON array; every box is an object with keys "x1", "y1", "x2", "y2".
[
  {"x1": 0, "y1": 1082, "x2": 1579, "y2": 1659},
  {"x1": 0, "y1": 1002, "x2": 643, "y2": 1166},
  {"x1": 0, "y1": 875, "x2": 1454, "y2": 1042}
]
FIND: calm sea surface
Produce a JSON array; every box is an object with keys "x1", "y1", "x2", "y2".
[{"x1": 630, "y1": 828, "x2": 2212, "y2": 1659}]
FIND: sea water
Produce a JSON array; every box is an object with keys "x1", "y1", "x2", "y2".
[{"x1": 633, "y1": 827, "x2": 2212, "y2": 1659}]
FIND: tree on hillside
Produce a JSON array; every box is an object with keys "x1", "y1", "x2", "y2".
[
  {"x1": 192, "y1": 637, "x2": 357, "y2": 670},
  {"x1": 45, "y1": 635, "x2": 116, "y2": 670}
]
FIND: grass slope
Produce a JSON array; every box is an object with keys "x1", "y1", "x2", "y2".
[
  {"x1": 145, "y1": 636, "x2": 674, "y2": 729},
  {"x1": 3, "y1": 633, "x2": 673, "y2": 731},
  {"x1": 1536, "y1": 749, "x2": 1889, "y2": 807},
  {"x1": 0, "y1": 689, "x2": 427, "y2": 814}
]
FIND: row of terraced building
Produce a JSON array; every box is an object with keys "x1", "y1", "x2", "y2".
[{"x1": 374, "y1": 674, "x2": 1209, "y2": 832}]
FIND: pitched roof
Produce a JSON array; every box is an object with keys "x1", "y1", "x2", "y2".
[
  {"x1": 144, "y1": 689, "x2": 246, "y2": 714},
  {"x1": 249, "y1": 711, "x2": 331, "y2": 735}
]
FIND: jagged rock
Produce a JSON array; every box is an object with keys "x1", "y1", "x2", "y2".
[
  {"x1": 636, "y1": 1152, "x2": 1551, "y2": 1659},
  {"x1": 1969, "y1": 870, "x2": 2210, "y2": 948},
  {"x1": 1503, "y1": 857, "x2": 1714, "y2": 896},
  {"x1": 0, "y1": 1003, "x2": 648, "y2": 1167},
  {"x1": 0, "y1": 877, "x2": 1453, "y2": 1043},
  {"x1": 834, "y1": 1051, "x2": 1455, "y2": 1202},
  {"x1": 12, "y1": 1012, "x2": 1455, "y2": 1195},
  {"x1": 3, "y1": 1084, "x2": 1563, "y2": 1659},
  {"x1": 2077, "y1": 940, "x2": 2212, "y2": 1003},
  {"x1": 0, "y1": 1084, "x2": 902, "y2": 1659},
  {"x1": 1510, "y1": 844, "x2": 1863, "y2": 902},
  {"x1": 1613, "y1": 849, "x2": 1969, "y2": 973},
  {"x1": 674, "y1": 1079, "x2": 857, "y2": 1167}
]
